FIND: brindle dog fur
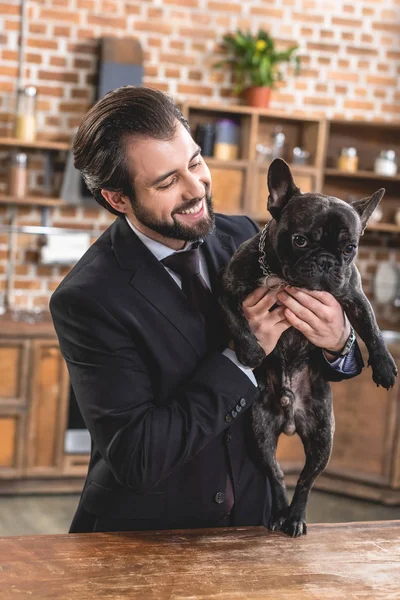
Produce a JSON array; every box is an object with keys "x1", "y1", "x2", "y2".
[{"x1": 220, "y1": 159, "x2": 398, "y2": 537}]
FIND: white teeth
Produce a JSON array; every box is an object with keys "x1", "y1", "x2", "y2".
[{"x1": 179, "y1": 201, "x2": 202, "y2": 215}]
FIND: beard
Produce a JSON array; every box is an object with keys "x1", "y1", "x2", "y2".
[{"x1": 130, "y1": 190, "x2": 216, "y2": 242}]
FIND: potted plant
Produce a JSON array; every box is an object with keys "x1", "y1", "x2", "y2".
[{"x1": 214, "y1": 29, "x2": 300, "y2": 108}]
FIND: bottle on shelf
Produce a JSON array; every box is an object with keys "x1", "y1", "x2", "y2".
[
  {"x1": 14, "y1": 86, "x2": 38, "y2": 142},
  {"x1": 337, "y1": 147, "x2": 358, "y2": 173},
  {"x1": 8, "y1": 152, "x2": 28, "y2": 198},
  {"x1": 374, "y1": 150, "x2": 397, "y2": 177},
  {"x1": 213, "y1": 119, "x2": 240, "y2": 160}
]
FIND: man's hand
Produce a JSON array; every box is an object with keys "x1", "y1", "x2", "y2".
[
  {"x1": 242, "y1": 287, "x2": 292, "y2": 356},
  {"x1": 276, "y1": 287, "x2": 350, "y2": 357}
]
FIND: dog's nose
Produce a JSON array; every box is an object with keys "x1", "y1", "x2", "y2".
[{"x1": 317, "y1": 255, "x2": 335, "y2": 272}]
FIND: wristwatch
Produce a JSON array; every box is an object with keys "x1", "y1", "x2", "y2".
[{"x1": 323, "y1": 326, "x2": 356, "y2": 358}]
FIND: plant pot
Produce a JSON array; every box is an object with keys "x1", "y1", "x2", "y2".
[{"x1": 243, "y1": 86, "x2": 272, "y2": 108}]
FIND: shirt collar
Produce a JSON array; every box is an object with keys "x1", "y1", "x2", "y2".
[{"x1": 125, "y1": 216, "x2": 203, "y2": 261}]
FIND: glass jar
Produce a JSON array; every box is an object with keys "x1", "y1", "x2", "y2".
[
  {"x1": 337, "y1": 147, "x2": 358, "y2": 173},
  {"x1": 374, "y1": 150, "x2": 397, "y2": 177},
  {"x1": 194, "y1": 123, "x2": 215, "y2": 157},
  {"x1": 8, "y1": 152, "x2": 28, "y2": 198},
  {"x1": 213, "y1": 119, "x2": 240, "y2": 160},
  {"x1": 14, "y1": 86, "x2": 37, "y2": 142}
]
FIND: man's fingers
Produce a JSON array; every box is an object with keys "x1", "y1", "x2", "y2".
[
  {"x1": 284, "y1": 308, "x2": 314, "y2": 336},
  {"x1": 242, "y1": 286, "x2": 270, "y2": 308},
  {"x1": 280, "y1": 288, "x2": 331, "y2": 319},
  {"x1": 276, "y1": 291, "x2": 320, "y2": 330},
  {"x1": 243, "y1": 287, "x2": 278, "y2": 313},
  {"x1": 288, "y1": 287, "x2": 336, "y2": 307}
]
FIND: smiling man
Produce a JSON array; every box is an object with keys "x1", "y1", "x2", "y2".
[{"x1": 50, "y1": 86, "x2": 363, "y2": 533}]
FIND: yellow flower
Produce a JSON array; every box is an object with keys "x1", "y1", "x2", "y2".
[{"x1": 255, "y1": 40, "x2": 267, "y2": 52}]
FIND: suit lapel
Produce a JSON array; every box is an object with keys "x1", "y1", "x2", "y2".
[{"x1": 111, "y1": 218, "x2": 234, "y2": 357}]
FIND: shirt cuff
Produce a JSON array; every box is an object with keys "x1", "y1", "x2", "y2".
[
  {"x1": 323, "y1": 343, "x2": 363, "y2": 375},
  {"x1": 222, "y1": 348, "x2": 258, "y2": 387}
]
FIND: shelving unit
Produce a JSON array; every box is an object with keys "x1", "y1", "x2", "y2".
[
  {"x1": 0, "y1": 194, "x2": 66, "y2": 207},
  {"x1": 181, "y1": 102, "x2": 327, "y2": 221},
  {"x1": 0, "y1": 136, "x2": 70, "y2": 151},
  {"x1": 181, "y1": 102, "x2": 400, "y2": 234}
]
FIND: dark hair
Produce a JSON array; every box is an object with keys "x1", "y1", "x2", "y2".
[{"x1": 73, "y1": 86, "x2": 190, "y2": 216}]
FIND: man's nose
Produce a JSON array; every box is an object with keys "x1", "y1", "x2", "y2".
[{"x1": 183, "y1": 172, "x2": 205, "y2": 200}]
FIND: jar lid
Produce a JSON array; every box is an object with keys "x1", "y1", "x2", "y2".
[
  {"x1": 216, "y1": 119, "x2": 238, "y2": 126},
  {"x1": 12, "y1": 152, "x2": 28, "y2": 165},
  {"x1": 379, "y1": 149, "x2": 396, "y2": 161},
  {"x1": 24, "y1": 86, "x2": 37, "y2": 97},
  {"x1": 341, "y1": 147, "x2": 357, "y2": 157}
]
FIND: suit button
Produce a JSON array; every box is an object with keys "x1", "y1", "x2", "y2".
[
  {"x1": 214, "y1": 492, "x2": 225, "y2": 504},
  {"x1": 235, "y1": 404, "x2": 242, "y2": 412},
  {"x1": 231, "y1": 410, "x2": 237, "y2": 418},
  {"x1": 225, "y1": 414, "x2": 233, "y2": 424},
  {"x1": 239, "y1": 398, "x2": 246, "y2": 407}
]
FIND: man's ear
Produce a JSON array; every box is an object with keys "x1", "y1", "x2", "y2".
[
  {"x1": 267, "y1": 159, "x2": 300, "y2": 220},
  {"x1": 350, "y1": 188, "x2": 385, "y2": 233},
  {"x1": 101, "y1": 189, "x2": 130, "y2": 213}
]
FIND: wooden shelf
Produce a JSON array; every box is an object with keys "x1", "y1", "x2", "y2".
[
  {"x1": 244, "y1": 214, "x2": 400, "y2": 233},
  {"x1": 205, "y1": 158, "x2": 249, "y2": 169},
  {"x1": 366, "y1": 222, "x2": 400, "y2": 233},
  {"x1": 184, "y1": 102, "x2": 323, "y2": 123},
  {"x1": 257, "y1": 163, "x2": 319, "y2": 176},
  {"x1": 325, "y1": 168, "x2": 400, "y2": 182},
  {"x1": 0, "y1": 194, "x2": 66, "y2": 207},
  {"x1": 0, "y1": 137, "x2": 70, "y2": 151}
]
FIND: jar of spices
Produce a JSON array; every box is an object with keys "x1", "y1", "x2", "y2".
[
  {"x1": 8, "y1": 152, "x2": 28, "y2": 198},
  {"x1": 14, "y1": 86, "x2": 37, "y2": 142},
  {"x1": 337, "y1": 147, "x2": 358, "y2": 173},
  {"x1": 374, "y1": 150, "x2": 397, "y2": 177},
  {"x1": 214, "y1": 119, "x2": 240, "y2": 160},
  {"x1": 194, "y1": 123, "x2": 215, "y2": 157}
]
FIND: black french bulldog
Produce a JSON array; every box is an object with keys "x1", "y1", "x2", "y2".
[{"x1": 220, "y1": 158, "x2": 398, "y2": 537}]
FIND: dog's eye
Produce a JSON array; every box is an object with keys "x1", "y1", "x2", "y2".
[
  {"x1": 293, "y1": 235, "x2": 308, "y2": 247},
  {"x1": 343, "y1": 244, "x2": 356, "y2": 256}
]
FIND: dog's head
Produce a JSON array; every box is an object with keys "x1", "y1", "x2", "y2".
[{"x1": 266, "y1": 158, "x2": 385, "y2": 293}]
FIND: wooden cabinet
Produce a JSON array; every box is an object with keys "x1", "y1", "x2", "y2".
[
  {"x1": 277, "y1": 341, "x2": 400, "y2": 504},
  {"x1": 0, "y1": 317, "x2": 88, "y2": 494}
]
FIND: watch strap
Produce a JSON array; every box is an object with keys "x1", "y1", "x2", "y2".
[{"x1": 323, "y1": 326, "x2": 356, "y2": 358}]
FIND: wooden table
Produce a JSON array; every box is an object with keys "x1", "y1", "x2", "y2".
[{"x1": 1, "y1": 522, "x2": 400, "y2": 599}]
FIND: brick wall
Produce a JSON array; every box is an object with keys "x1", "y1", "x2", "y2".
[{"x1": 0, "y1": 0, "x2": 400, "y2": 327}]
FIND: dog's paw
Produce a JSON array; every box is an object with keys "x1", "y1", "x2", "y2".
[
  {"x1": 369, "y1": 354, "x2": 398, "y2": 390},
  {"x1": 281, "y1": 516, "x2": 307, "y2": 538},
  {"x1": 236, "y1": 344, "x2": 266, "y2": 369},
  {"x1": 268, "y1": 509, "x2": 289, "y2": 532}
]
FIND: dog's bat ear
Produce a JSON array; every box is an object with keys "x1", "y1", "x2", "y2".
[
  {"x1": 267, "y1": 159, "x2": 300, "y2": 220},
  {"x1": 350, "y1": 188, "x2": 385, "y2": 233}
]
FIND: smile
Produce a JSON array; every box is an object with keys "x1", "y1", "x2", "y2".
[{"x1": 176, "y1": 199, "x2": 204, "y2": 216}]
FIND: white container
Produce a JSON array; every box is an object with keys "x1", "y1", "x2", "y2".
[{"x1": 374, "y1": 150, "x2": 397, "y2": 177}]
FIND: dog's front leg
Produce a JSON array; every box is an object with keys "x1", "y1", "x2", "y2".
[
  {"x1": 219, "y1": 295, "x2": 266, "y2": 368},
  {"x1": 341, "y1": 290, "x2": 397, "y2": 389}
]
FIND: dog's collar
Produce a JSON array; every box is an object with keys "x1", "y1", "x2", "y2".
[{"x1": 258, "y1": 221, "x2": 287, "y2": 291}]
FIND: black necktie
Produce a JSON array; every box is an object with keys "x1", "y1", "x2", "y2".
[
  {"x1": 162, "y1": 247, "x2": 213, "y2": 320},
  {"x1": 162, "y1": 246, "x2": 235, "y2": 522}
]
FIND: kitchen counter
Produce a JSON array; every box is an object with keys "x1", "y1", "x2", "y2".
[{"x1": 1, "y1": 522, "x2": 400, "y2": 599}]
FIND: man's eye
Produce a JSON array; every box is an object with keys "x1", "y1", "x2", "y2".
[
  {"x1": 158, "y1": 179, "x2": 176, "y2": 190},
  {"x1": 343, "y1": 244, "x2": 356, "y2": 255},
  {"x1": 293, "y1": 234, "x2": 308, "y2": 247},
  {"x1": 190, "y1": 160, "x2": 201, "y2": 169}
]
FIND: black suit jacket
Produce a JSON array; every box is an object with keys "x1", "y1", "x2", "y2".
[{"x1": 50, "y1": 214, "x2": 358, "y2": 533}]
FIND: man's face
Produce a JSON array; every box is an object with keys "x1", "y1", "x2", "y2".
[{"x1": 124, "y1": 121, "x2": 214, "y2": 249}]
